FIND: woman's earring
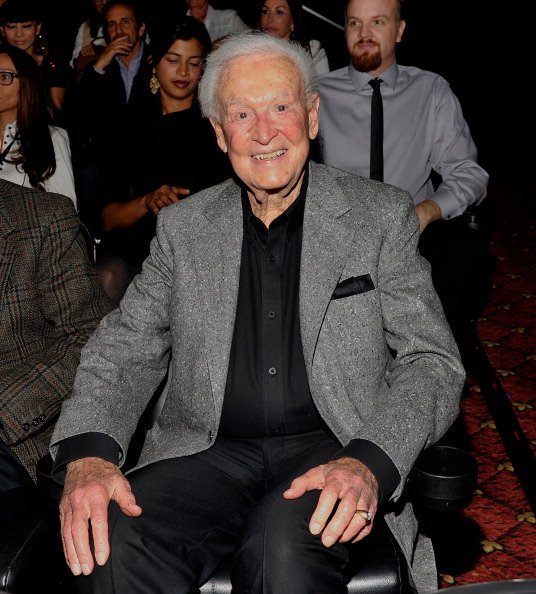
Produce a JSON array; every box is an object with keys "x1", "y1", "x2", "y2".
[
  {"x1": 35, "y1": 33, "x2": 46, "y2": 55},
  {"x1": 150, "y1": 74, "x2": 160, "y2": 95}
]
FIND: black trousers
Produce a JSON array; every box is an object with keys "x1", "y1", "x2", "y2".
[
  {"x1": 0, "y1": 439, "x2": 36, "y2": 523},
  {"x1": 418, "y1": 216, "x2": 492, "y2": 351},
  {"x1": 76, "y1": 430, "x2": 364, "y2": 593}
]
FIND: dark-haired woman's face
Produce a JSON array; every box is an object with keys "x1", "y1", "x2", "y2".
[
  {"x1": 0, "y1": 53, "x2": 20, "y2": 120},
  {"x1": 260, "y1": 0, "x2": 294, "y2": 40},
  {"x1": 155, "y1": 38, "x2": 204, "y2": 107},
  {"x1": 0, "y1": 21, "x2": 41, "y2": 54}
]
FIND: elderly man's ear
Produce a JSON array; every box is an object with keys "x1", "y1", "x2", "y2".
[
  {"x1": 308, "y1": 94, "x2": 320, "y2": 140},
  {"x1": 210, "y1": 119, "x2": 228, "y2": 153}
]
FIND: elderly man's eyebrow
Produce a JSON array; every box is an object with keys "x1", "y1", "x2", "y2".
[{"x1": 224, "y1": 91, "x2": 297, "y2": 106}]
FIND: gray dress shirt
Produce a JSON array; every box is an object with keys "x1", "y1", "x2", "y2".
[{"x1": 317, "y1": 62, "x2": 489, "y2": 219}]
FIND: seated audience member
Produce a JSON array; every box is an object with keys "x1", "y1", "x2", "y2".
[
  {"x1": 96, "y1": 16, "x2": 231, "y2": 306},
  {"x1": 50, "y1": 32, "x2": 464, "y2": 592},
  {"x1": 0, "y1": 45, "x2": 77, "y2": 205},
  {"x1": 0, "y1": 0, "x2": 70, "y2": 120},
  {"x1": 185, "y1": 0, "x2": 248, "y2": 45},
  {"x1": 317, "y1": 0, "x2": 490, "y2": 357},
  {"x1": 70, "y1": 0, "x2": 108, "y2": 81},
  {"x1": 258, "y1": 0, "x2": 329, "y2": 74},
  {"x1": 73, "y1": 0, "x2": 152, "y2": 228},
  {"x1": 0, "y1": 178, "x2": 111, "y2": 521}
]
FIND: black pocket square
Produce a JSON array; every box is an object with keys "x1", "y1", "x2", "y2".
[{"x1": 332, "y1": 274, "x2": 375, "y2": 300}]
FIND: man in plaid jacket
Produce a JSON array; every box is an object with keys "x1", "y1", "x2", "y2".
[{"x1": 0, "y1": 179, "x2": 110, "y2": 516}]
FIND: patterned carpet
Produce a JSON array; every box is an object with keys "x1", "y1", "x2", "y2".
[{"x1": 435, "y1": 175, "x2": 536, "y2": 589}]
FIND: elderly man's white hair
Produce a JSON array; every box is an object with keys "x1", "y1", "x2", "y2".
[{"x1": 198, "y1": 31, "x2": 319, "y2": 122}]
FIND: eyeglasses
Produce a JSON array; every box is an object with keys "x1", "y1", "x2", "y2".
[{"x1": 0, "y1": 71, "x2": 20, "y2": 86}]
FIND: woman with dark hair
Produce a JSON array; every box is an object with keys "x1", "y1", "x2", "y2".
[
  {"x1": 0, "y1": 44, "x2": 76, "y2": 203},
  {"x1": 96, "y1": 16, "x2": 231, "y2": 306},
  {"x1": 258, "y1": 0, "x2": 329, "y2": 74},
  {"x1": 0, "y1": 0, "x2": 70, "y2": 119}
]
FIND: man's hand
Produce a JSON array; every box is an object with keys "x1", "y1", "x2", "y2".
[
  {"x1": 94, "y1": 35, "x2": 134, "y2": 70},
  {"x1": 415, "y1": 199, "x2": 442, "y2": 233},
  {"x1": 284, "y1": 457, "x2": 379, "y2": 547},
  {"x1": 60, "y1": 457, "x2": 142, "y2": 577},
  {"x1": 143, "y1": 185, "x2": 190, "y2": 216}
]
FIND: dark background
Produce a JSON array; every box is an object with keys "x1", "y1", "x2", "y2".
[{"x1": 46, "y1": 0, "x2": 525, "y2": 187}]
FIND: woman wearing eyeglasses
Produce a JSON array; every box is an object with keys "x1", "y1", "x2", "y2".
[{"x1": 0, "y1": 45, "x2": 77, "y2": 204}]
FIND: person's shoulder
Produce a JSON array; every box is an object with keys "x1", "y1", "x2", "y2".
[
  {"x1": 0, "y1": 180, "x2": 76, "y2": 225},
  {"x1": 311, "y1": 162, "x2": 413, "y2": 212},
  {"x1": 211, "y1": 4, "x2": 240, "y2": 17},
  {"x1": 159, "y1": 178, "x2": 237, "y2": 221},
  {"x1": 49, "y1": 125, "x2": 70, "y2": 141},
  {"x1": 318, "y1": 65, "x2": 351, "y2": 88},
  {"x1": 398, "y1": 64, "x2": 451, "y2": 90}
]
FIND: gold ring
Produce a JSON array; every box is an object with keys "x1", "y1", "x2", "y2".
[{"x1": 355, "y1": 509, "x2": 372, "y2": 523}]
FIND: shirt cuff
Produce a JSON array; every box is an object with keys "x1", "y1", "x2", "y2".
[
  {"x1": 331, "y1": 438, "x2": 400, "y2": 504},
  {"x1": 93, "y1": 65, "x2": 106, "y2": 75},
  {"x1": 52, "y1": 432, "x2": 121, "y2": 483}
]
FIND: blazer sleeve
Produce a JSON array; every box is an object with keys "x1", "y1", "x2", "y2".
[
  {"x1": 0, "y1": 197, "x2": 111, "y2": 446},
  {"x1": 362, "y1": 192, "x2": 465, "y2": 493},
  {"x1": 50, "y1": 211, "x2": 176, "y2": 463}
]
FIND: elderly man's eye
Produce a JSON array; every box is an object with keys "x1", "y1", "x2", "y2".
[{"x1": 276, "y1": 105, "x2": 288, "y2": 112}]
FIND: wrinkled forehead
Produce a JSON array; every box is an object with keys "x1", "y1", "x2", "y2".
[{"x1": 219, "y1": 54, "x2": 305, "y2": 107}]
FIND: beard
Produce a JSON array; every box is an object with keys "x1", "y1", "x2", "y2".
[{"x1": 350, "y1": 43, "x2": 382, "y2": 72}]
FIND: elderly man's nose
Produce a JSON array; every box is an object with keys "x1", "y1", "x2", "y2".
[{"x1": 253, "y1": 113, "x2": 277, "y2": 144}]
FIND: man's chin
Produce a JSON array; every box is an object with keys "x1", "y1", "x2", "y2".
[{"x1": 351, "y1": 51, "x2": 382, "y2": 73}]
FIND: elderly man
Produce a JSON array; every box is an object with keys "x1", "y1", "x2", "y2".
[{"x1": 51, "y1": 32, "x2": 464, "y2": 593}]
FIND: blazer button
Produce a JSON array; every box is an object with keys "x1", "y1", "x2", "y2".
[
  {"x1": 39, "y1": 413, "x2": 46, "y2": 421},
  {"x1": 32, "y1": 419, "x2": 39, "y2": 427},
  {"x1": 22, "y1": 423, "x2": 31, "y2": 431}
]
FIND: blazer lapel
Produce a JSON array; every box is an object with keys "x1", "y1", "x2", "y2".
[
  {"x1": 190, "y1": 181, "x2": 243, "y2": 411},
  {"x1": 300, "y1": 162, "x2": 355, "y2": 368}
]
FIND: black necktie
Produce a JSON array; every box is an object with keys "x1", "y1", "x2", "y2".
[{"x1": 369, "y1": 78, "x2": 383, "y2": 182}]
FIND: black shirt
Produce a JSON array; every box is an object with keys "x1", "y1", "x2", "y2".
[{"x1": 218, "y1": 170, "x2": 324, "y2": 438}]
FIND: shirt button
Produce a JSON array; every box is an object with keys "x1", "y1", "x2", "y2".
[
  {"x1": 268, "y1": 253, "x2": 275, "y2": 263},
  {"x1": 268, "y1": 310, "x2": 276, "y2": 318},
  {"x1": 208, "y1": 430, "x2": 213, "y2": 442},
  {"x1": 270, "y1": 427, "x2": 281, "y2": 435},
  {"x1": 268, "y1": 367, "x2": 276, "y2": 375}
]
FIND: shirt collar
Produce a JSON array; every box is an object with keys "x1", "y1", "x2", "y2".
[{"x1": 348, "y1": 61, "x2": 398, "y2": 92}]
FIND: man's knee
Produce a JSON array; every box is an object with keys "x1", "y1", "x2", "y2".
[{"x1": 233, "y1": 491, "x2": 350, "y2": 592}]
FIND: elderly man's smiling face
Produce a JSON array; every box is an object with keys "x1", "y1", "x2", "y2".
[{"x1": 211, "y1": 54, "x2": 319, "y2": 201}]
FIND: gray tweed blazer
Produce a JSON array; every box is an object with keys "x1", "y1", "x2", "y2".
[
  {"x1": 0, "y1": 179, "x2": 111, "y2": 480},
  {"x1": 51, "y1": 161, "x2": 464, "y2": 591}
]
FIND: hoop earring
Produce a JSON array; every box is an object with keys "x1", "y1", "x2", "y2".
[{"x1": 149, "y1": 74, "x2": 160, "y2": 95}]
